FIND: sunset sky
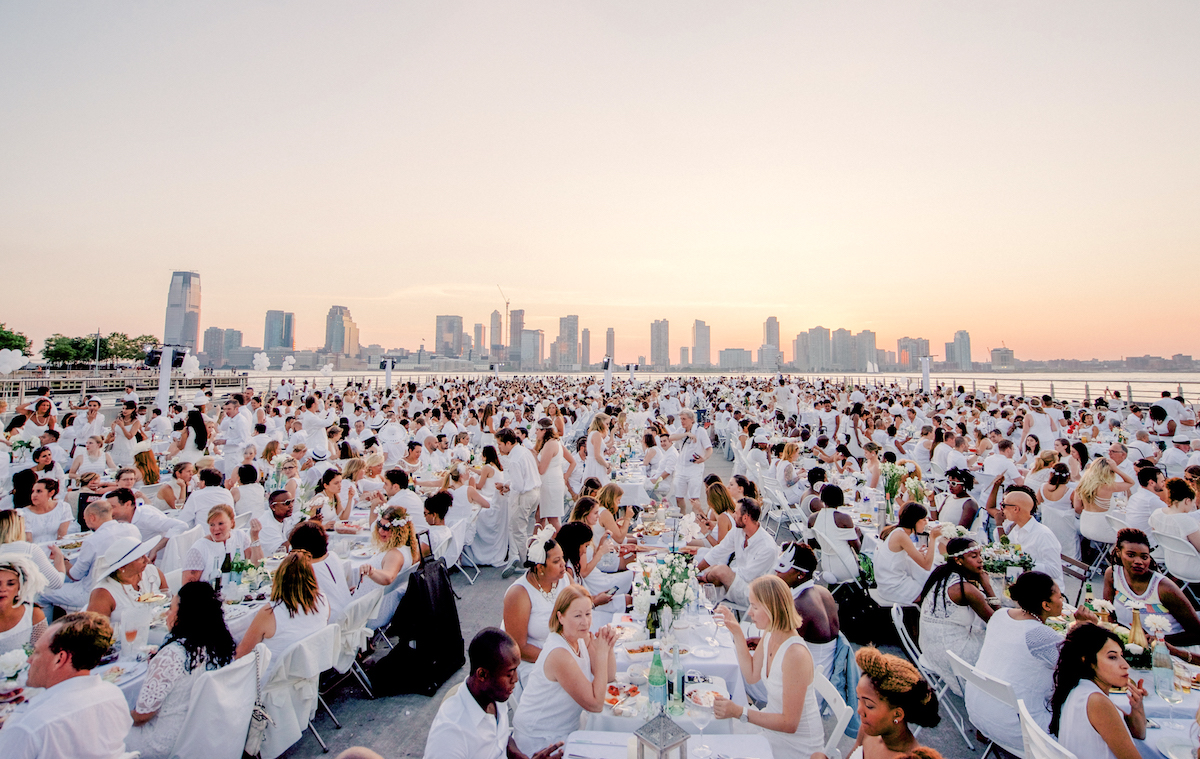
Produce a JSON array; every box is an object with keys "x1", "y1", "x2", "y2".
[{"x1": 2, "y1": 2, "x2": 1197, "y2": 363}]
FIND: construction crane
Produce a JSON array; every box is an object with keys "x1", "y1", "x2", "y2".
[{"x1": 497, "y1": 285, "x2": 510, "y2": 362}]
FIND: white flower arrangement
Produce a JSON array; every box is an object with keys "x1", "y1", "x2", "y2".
[
  {"x1": 1091, "y1": 599, "x2": 1115, "y2": 613},
  {"x1": 677, "y1": 514, "x2": 704, "y2": 544},
  {"x1": 1125, "y1": 600, "x2": 1147, "y2": 612},
  {"x1": 0, "y1": 649, "x2": 29, "y2": 681},
  {"x1": 1143, "y1": 614, "x2": 1172, "y2": 635},
  {"x1": 939, "y1": 523, "x2": 969, "y2": 539},
  {"x1": 904, "y1": 478, "x2": 931, "y2": 504},
  {"x1": 1125, "y1": 644, "x2": 1145, "y2": 657},
  {"x1": 879, "y1": 462, "x2": 906, "y2": 499}
]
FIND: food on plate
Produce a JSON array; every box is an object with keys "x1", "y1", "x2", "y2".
[
  {"x1": 625, "y1": 644, "x2": 654, "y2": 655},
  {"x1": 136, "y1": 592, "x2": 167, "y2": 604},
  {"x1": 605, "y1": 682, "x2": 640, "y2": 706},
  {"x1": 687, "y1": 689, "x2": 719, "y2": 707},
  {"x1": 100, "y1": 665, "x2": 126, "y2": 683},
  {"x1": 58, "y1": 541, "x2": 83, "y2": 550}
]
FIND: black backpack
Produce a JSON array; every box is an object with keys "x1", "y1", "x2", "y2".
[
  {"x1": 831, "y1": 579, "x2": 897, "y2": 647},
  {"x1": 370, "y1": 531, "x2": 466, "y2": 696}
]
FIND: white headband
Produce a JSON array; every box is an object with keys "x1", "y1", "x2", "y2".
[{"x1": 526, "y1": 524, "x2": 556, "y2": 565}]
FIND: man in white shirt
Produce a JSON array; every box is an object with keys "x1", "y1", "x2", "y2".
[
  {"x1": 177, "y1": 468, "x2": 236, "y2": 529},
  {"x1": 1129, "y1": 431, "x2": 1160, "y2": 463},
  {"x1": 424, "y1": 628, "x2": 561, "y2": 759},
  {"x1": 498, "y1": 429, "x2": 541, "y2": 577},
  {"x1": 39, "y1": 499, "x2": 142, "y2": 613},
  {"x1": 215, "y1": 398, "x2": 253, "y2": 480},
  {"x1": 696, "y1": 499, "x2": 780, "y2": 606},
  {"x1": 1125, "y1": 468, "x2": 1167, "y2": 538},
  {"x1": 257, "y1": 489, "x2": 301, "y2": 554},
  {"x1": 71, "y1": 398, "x2": 107, "y2": 445},
  {"x1": 0, "y1": 611, "x2": 132, "y2": 759},
  {"x1": 1107, "y1": 443, "x2": 1139, "y2": 485},
  {"x1": 108, "y1": 487, "x2": 185, "y2": 560},
  {"x1": 1161, "y1": 435, "x2": 1192, "y2": 479},
  {"x1": 1124, "y1": 406, "x2": 1147, "y2": 435},
  {"x1": 381, "y1": 469, "x2": 426, "y2": 529},
  {"x1": 944, "y1": 435, "x2": 974, "y2": 472},
  {"x1": 983, "y1": 440, "x2": 1025, "y2": 487},
  {"x1": 669, "y1": 410, "x2": 712, "y2": 515},
  {"x1": 992, "y1": 485, "x2": 1063, "y2": 585}
]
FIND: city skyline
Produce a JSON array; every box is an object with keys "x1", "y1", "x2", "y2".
[{"x1": 3, "y1": 4, "x2": 1198, "y2": 362}]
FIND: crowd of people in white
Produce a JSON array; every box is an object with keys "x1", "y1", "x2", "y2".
[{"x1": 0, "y1": 372, "x2": 1198, "y2": 759}]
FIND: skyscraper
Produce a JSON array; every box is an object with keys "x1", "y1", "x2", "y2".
[
  {"x1": 558, "y1": 315, "x2": 579, "y2": 365},
  {"x1": 692, "y1": 320, "x2": 711, "y2": 367},
  {"x1": 854, "y1": 330, "x2": 876, "y2": 371},
  {"x1": 792, "y1": 332, "x2": 810, "y2": 371},
  {"x1": 605, "y1": 328, "x2": 615, "y2": 361},
  {"x1": 264, "y1": 310, "x2": 295, "y2": 350},
  {"x1": 435, "y1": 315, "x2": 464, "y2": 357},
  {"x1": 163, "y1": 271, "x2": 201, "y2": 351},
  {"x1": 763, "y1": 317, "x2": 780, "y2": 352},
  {"x1": 509, "y1": 310, "x2": 525, "y2": 369},
  {"x1": 520, "y1": 329, "x2": 543, "y2": 369},
  {"x1": 202, "y1": 326, "x2": 225, "y2": 366},
  {"x1": 830, "y1": 329, "x2": 853, "y2": 370},
  {"x1": 807, "y1": 327, "x2": 831, "y2": 370},
  {"x1": 581, "y1": 328, "x2": 591, "y2": 367},
  {"x1": 896, "y1": 337, "x2": 930, "y2": 369},
  {"x1": 489, "y1": 310, "x2": 504, "y2": 361},
  {"x1": 224, "y1": 329, "x2": 243, "y2": 355},
  {"x1": 953, "y1": 330, "x2": 972, "y2": 371},
  {"x1": 680, "y1": 347, "x2": 689, "y2": 366},
  {"x1": 325, "y1": 306, "x2": 359, "y2": 356},
  {"x1": 650, "y1": 320, "x2": 669, "y2": 368},
  {"x1": 474, "y1": 324, "x2": 486, "y2": 358}
]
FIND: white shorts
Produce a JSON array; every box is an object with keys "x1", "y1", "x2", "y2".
[
  {"x1": 725, "y1": 575, "x2": 751, "y2": 607},
  {"x1": 674, "y1": 472, "x2": 704, "y2": 500}
]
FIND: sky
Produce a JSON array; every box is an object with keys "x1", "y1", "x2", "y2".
[{"x1": 2, "y1": 2, "x2": 1198, "y2": 364}]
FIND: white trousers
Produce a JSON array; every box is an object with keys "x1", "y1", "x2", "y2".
[{"x1": 508, "y1": 487, "x2": 541, "y2": 564}]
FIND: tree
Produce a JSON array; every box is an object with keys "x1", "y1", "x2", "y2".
[
  {"x1": 42, "y1": 334, "x2": 80, "y2": 366},
  {"x1": 0, "y1": 323, "x2": 31, "y2": 354}
]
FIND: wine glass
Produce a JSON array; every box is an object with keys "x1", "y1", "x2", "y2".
[
  {"x1": 688, "y1": 703, "x2": 713, "y2": 758},
  {"x1": 701, "y1": 583, "x2": 719, "y2": 613},
  {"x1": 1161, "y1": 675, "x2": 1186, "y2": 728}
]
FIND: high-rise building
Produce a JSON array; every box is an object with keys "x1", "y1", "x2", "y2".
[
  {"x1": 581, "y1": 328, "x2": 591, "y2": 367},
  {"x1": 264, "y1": 310, "x2": 295, "y2": 350},
  {"x1": 325, "y1": 306, "x2": 359, "y2": 356},
  {"x1": 719, "y1": 348, "x2": 753, "y2": 370},
  {"x1": 202, "y1": 326, "x2": 225, "y2": 366},
  {"x1": 163, "y1": 271, "x2": 201, "y2": 351},
  {"x1": 757, "y1": 345, "x2": 781, "y2": 371},
  {"x1": 509, "y1": 310, "x2": 525, "y2": 368},
  {"x1": 650, "y1": 320, "x2": 669, "y2": 368},
  {"x1": 692, "y1": 320, "x2": 711, "y2": 367},
  {"x1": 763, "y1": 317, "x2": 780, "y2": 352},
  {"x1": 944, "y1": 342, "x2": 957, "y2": 366},
  {"x1": 605, "y1": 328, "x2": 615, "y2": 361},
  {"x1": 896, "y1": 337, "x2": 930, "y2": 369},
  {"x1": 854, "y1": 330, "x2": 876, "y2": 371},
  {"x1": 991, "y1": 347, "x2": 1015, "y2": 370},
  {"x1": 224, "y1": 329, "x2": 243, "y2": 355},
  {"x1": 807, "y1": 327, "x2": 831, "y2": 370},
  {"x1": 953, "y1": 330, "x2": 972, "y2": 371},
  {"x1": 435, "y1": 315, "x2": 464, "y2": 357},
  {"x1": 831, "y1": 328, "x2": 854, "y2": 370},
  {"x1": 474, "y1": 324, "x2": 486, "y2": 358},
  {"x1": 490, "y1": 310, "x2": 504, "y2": 361},
  {"x1": 520, "y1": 329, "x2": 543, "y2": 369},
  {"x1": 558, "y1": 315, "x2": 579, "y2": 366},
  {"x1": 680, "y1": 347, "x2": 689, "y2": 366},
  {"x1": 792, "y1": 333, "x2": 810, "y2": 371}
]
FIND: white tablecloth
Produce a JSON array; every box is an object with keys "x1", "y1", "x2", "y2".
[{"x1": 565, "y1": 730, "x2": 773, "y2": 759}]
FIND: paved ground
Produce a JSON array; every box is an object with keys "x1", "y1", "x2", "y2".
[{"x1": 284, "y1": 453, "x2": 993, "y2": 759}]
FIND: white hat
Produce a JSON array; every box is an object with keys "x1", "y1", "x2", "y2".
[
  {"x1": 1173, "y1": 434, "x2": 1192, "y2": 444},
  {"x1": 100, "y1": 536, "x2": 158, "y2": 576}
]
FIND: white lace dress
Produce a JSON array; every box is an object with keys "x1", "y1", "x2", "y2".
[
  {"x1": 0, "y1": 604, "x2": 34, "y2": 655},
  {"x1": 124, "y1": 642, "x2": 221, "y2": 759},
  {"x1": 918, "y1": 580, "x2": 986, "y2": 695}
]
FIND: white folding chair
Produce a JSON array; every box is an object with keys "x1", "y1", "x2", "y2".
[
  {"x1": 446, "y1": 517, "x2": 480, "y2": 584},
  {"x1": 326, "y1": 588, "x2": 384, "y2": 699},
  {"x1": 157, "y1": 524, "x2": 205, "y2": 574},
  {"x1": 234, "y1": 511, "x2": 252, "y2": 529},
  {"x1": 163, "y1": 568, "x2": 184, "y2": 595},
  {"x1": 812, "y1": 672, "x2": 854, "y2": 758},
  {"x1": 1154, "y1": 530, "x2": 1200, "y2": 599},
  {"x1": 947, "y1": 650, "x2": 1025, "y2": 758},
  {"x1": 261, "y1": 624, "x2": 340, "y2": 758},
  {"x1": 1017, "y1": 698, "x2": 1077, "y2": 759},
  {"x1": 167, "y1": 643, "x2": 269, "y2": 759},
  {"x1": 889, "y1": 604, "x2": 973, "y2": 748}
]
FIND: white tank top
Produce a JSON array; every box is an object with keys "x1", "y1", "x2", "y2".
[
  {"x1": 265, "y1": 596, "x2": 330, "y2": 675},
  {"x1": 512, "y1": 632, "x2": 592, "y2": 754},
  {"x1": 511, "y1": 574, "x2": 565, "y2": 653},
  {"x1": 1058, "y1": 680, "x2": 1119, "y2": 759}
]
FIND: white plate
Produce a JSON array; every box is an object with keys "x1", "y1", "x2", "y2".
[
  {"x1": 684, "y1": 679, "x2": 728, "y2": 707},
  {"x1": 688, "y1": 647, "x2": 718, "y2": 659},
  {"x1": 1156, "y1": 735, "x2": 1198, "y2": 759},
  {"x1": 620, "y1": 643, "x2": 656, "y2": 661}
]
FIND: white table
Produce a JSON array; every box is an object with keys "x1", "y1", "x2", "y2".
[
  {"x1": 94, "y1": 659, "x2": 149, "y2": 710},
  {"x1": 1112, "y1": 671, "x2": 1200, "y2": 721},
  {"x1": 565, "y1": 729, "x2": 773, "y2": 759},
  {"x1": 1136, "y1": 723, "x2": 1197, "y2": 759}
]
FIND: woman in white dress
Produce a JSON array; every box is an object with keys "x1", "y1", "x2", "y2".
[
  {"x1": 915, "y1": 538, "x2": 996, "y2": 695},
  {"x1": 236, "y1": 550, "x2": 331, "y2": 678},
  {"x1": 1023, "y1": 398, "x2": 1059, "y2": 450},
  {"x1": 1049, "y1": 623, "x2": 1146, "y2": 759},
  {"x1": 155, "y1": 462, "x2": 194, "y2": 512},
  {"x1": 87, "y1": 536, "x2": 166, "y2": 619},
  {"x1": 170, "y1": 410, "x2": 208, "y2": 465},
  {"x1": 68, "y1": 435, "x2": 115, "y2": 483},
  {"x1": 874, "y1": 503, "x2": 943, "y2": 606},
  {"x1": 19, "y1": 478, "x2": 72, "y2": 544},
  {"x1": 1040, "y1": 464, "x2": 1080, "y2": 560},
  {"x1": 0, "y1": 555, "x2": 48, "y2": 655},
  {"x1": 713, "y1": 576, "x2": 825, "y2": 759},
  {"x1": 582, "y1": 414, "x2": 612, "y2": 482},
  {"x1": 440, "y1": 463, "x2": 491, "y2": 527},
  {"x1": 1148, "y1": 477, "x2": 1200, "y2": 551},
  {"x1": 181, "y1": 503, "x2": 263, "y2": 584},
  {"x1": 812, "y1": 647, "x2": 942, "y2": 759},
  {"x1": 126, "y1": 580, "x2": 238, "y2": 758},
  {"x1": 0, "y1": 512, "x2": 66, "y2": 590},
  {"x1": 355, "y1": 505, "x2": 419, "y2": 629},
  {"x1": 512, "y1": 584, "x2": 616, "y2": 756},
  {"x1": 108, "y1": 401, "x2": 141, "y2": 468},
  {"x1": 553, "y1": 521, "x2": 629, "y2": 612},
  {"x1": 467, "y1": 445, "x2": 511, "y2": 567},
  {"x1": 535, "y1": 419, "x2": 568, "y2": 529},
  {"x1": 1073, "y1": 457, "x2": 1134, "y2": 545},
  {"x1": 502, "y1": 527, "x2": 570, "y2": 680}
]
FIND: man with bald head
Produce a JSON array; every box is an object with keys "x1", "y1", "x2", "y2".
[{"x1": 985, "y1": 481, "x2": 1063, "y2": 585}]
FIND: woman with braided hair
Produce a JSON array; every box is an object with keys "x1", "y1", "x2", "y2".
[
  {"x1": 915, "y1": 537, "x2": 997, "y2": 695},
  {"x1": 813, "y1": 646, "x2": 940, "y2": 759}
]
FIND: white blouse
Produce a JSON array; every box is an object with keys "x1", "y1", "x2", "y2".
[{"x1": 182, "y1": 531, "x2": 253, "y2": 582}]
